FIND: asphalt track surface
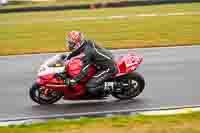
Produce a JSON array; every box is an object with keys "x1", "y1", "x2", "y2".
[{"x1": 0, "y1": 46, "x2": 200, "y2": 120}]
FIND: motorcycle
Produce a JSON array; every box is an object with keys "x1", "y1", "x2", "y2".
[{"x1": 29, "y1": 52, "x2": 145, "y2": 105}]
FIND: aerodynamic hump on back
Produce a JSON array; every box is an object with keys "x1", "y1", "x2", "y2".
[{"x1": 116, "y1": 53, "x2": 143, "y2": 74}]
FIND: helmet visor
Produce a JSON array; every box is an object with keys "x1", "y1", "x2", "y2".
[{"x1": 67, "y1": 41, "x2": 76, "y2": 51}]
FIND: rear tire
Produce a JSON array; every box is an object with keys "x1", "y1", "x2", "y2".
[
  {"x1": 29, "y1": 82, "x2": 63, "y2": 105},
  {"x1": 112, "y1": 72, "x2": 145, "y2": 100}
]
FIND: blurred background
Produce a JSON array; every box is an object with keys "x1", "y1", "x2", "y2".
[{"x1": 0, "y1": 0, "x2": 199, "y2": 55}]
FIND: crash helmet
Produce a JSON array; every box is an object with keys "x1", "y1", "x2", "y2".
[{"x1": 66, "y1": 31, "x2": 85, "y2": 51}]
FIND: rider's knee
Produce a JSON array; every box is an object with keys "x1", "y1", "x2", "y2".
[{"x1": 86, "y1": 82, "x2": 100, "y2": 95}]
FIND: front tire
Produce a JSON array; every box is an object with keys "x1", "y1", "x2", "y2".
[
  {"x1": 29, "y1": 82, "x2": 63, "y2": 105},
  {"x1": 112, "y1": 72, "x2": 145, "y2": 100}
]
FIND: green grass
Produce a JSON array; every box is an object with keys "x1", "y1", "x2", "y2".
[
  {"x1": 1, "y1": 112, "x2": 200, "y2": 133},
  {"x1": 0, "y1": 3, "x2": 200, "y2": 55}
]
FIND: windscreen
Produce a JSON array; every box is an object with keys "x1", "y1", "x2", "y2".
[{"x1": 45, "y1": 54, "x2": 65, "y2": 67}]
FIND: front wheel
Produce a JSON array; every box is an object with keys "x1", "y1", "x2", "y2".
[
  {"x1": 112, "y1": 72, "x2": 145, "y2": 100},
  {"x1": 29, "y1": 82, "x2": 63, "y2": 105}
]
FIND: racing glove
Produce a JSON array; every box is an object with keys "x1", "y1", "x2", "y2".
[
  {"x1": 64, "y1": 78, "x2": 77, "y2": 86},
  {"x1": 55, "y1": 73, "x2": 66, "y2": 80}
]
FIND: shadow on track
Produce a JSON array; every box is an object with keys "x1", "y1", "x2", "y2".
[{"x1": 29, "y1": 98, "x2": 148, "y2": 115}]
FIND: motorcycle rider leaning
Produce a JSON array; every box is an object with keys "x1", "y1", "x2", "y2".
[{"x1": 63, "y1": 31, "x2": 118, "y2": 97}]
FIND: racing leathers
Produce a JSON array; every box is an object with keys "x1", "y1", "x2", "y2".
[{"x1": 66, "y1": 40, "x2": 118, "y2": 96}]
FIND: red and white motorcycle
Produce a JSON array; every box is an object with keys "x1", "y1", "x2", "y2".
[{"x1": 29, "y1": 52, "x2": 145, "y2": 105}]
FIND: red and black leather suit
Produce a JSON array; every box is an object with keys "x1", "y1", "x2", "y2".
[{"x1": 66, "y1": 40, "x2": 118, "y2": 96}]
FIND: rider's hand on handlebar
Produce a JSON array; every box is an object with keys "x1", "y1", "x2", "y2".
[
  {"x1": 55, "y1": 73, "x2": 66, "y2": 80},
  {"x1": 64, "y1": 78, "x2": 77, "y2": 86}
]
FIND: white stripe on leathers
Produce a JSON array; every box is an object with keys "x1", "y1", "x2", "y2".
[
  {"x1": 82, "y1": 64, "x2": 90, "y2": 71},
  {"x1": 92, "y1": 42, "x2": 112, "y2": 60},
  {"x1": 93, "y1": 68, "x2": 110, "y2": 78}
]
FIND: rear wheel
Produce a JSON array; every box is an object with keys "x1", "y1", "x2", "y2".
[
  {"x1": 112, "y1": 72, "x2": 145, "y2": 100},
  {"x1": 29, "y1": 83, "x2": 63, "y2": 105}
]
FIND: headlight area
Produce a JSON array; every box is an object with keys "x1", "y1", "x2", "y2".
[{"x1": 38, "y1": 66, "x2": 46, "y2": 73}]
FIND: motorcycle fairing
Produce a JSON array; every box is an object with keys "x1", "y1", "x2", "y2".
[{"x1": 36, "y1": 52, "x2": 143, "y2": 100}]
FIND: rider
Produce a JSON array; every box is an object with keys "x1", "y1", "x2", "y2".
[{"x1": 64, "y1": 31, "x2": 118, "y2": 97}]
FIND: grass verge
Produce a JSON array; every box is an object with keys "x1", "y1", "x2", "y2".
[
  {"x1": 1, "y1": 3, "x2": 200, "y2": 56},
  {"x1": 1, "y1": 112, "x2": 200, "y2": 133}
]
